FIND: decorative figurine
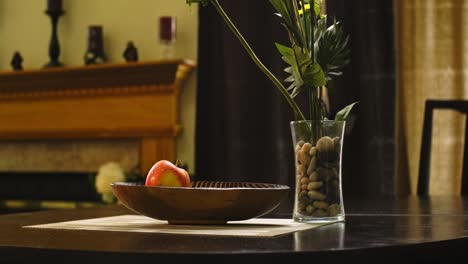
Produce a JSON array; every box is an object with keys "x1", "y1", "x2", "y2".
[
  {"x1": 44, "y1": 0, "x2": 65, "y2": 68},
  {"x1": 11, "y1": 51, "x2": 24, "y2": 71},
  {"x1": 84, "y1": 51, "x2": 107, "y2": 65},
  {"x1": 123, "y1": 41, "x2": 139, "y2": 62},
  {"x1": 84, "y1": 25, "x2": 107, "y2": 65}
]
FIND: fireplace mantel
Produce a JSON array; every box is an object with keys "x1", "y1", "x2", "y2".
[{"x1": 0, "y1": 59, "x2": 195, "y2": 176}]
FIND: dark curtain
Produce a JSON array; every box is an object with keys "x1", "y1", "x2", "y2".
[
  {"x1": 195, "y1": 0, "x2": 294, "y2": 184},
  {"x1": 195, "y1": 0, "x2": 396, "y2": 211},
  {"x1": 326, "y1": 0, "x2": 396, "y2": 197}
]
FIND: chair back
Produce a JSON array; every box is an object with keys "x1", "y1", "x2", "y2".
[{"x1": 418, "y1": 100, "x2": 468, "y2": 196}]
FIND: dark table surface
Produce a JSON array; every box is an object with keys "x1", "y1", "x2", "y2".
[{"x1": 1, "y1": 196, "x2": 468, "y2": 263}]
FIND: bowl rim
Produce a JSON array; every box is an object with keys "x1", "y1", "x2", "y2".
[{"x1": 111, "y1": 181, "x2": 290, "y2": 191}]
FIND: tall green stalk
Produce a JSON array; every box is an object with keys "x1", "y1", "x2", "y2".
[
  {"x1": 308, "y1": 87, "x2": 314, "y2": 121},
  {"x1": 210, "y1": 0, "x2": 306, "y2": 121},
  {"x1": 306, "y1": 0, "x2": 321, "y2": 121}
]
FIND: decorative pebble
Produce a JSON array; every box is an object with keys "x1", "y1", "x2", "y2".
[
  {"x1": 298, "y1": 191, "x2": 309, "y2": 203},
  {"x1": 316, "y1": 136, "x2": 334, "y2": 153},
  {"x1": 322, "y1": 161, "x2": 337, "y2": 169},
  {"x1": 306, "y1": 205, "x2": 315, "y2": 214},
  {"x1": 317, "y1": 150, "x2": 336, "y2": 162},
  {"x1": 328, "y1": 204, "x2": 341, "y2": 216},
  {"x1": 317, "y1": 167, "x2": 335, "y2": 181},
  {"x1": 312, "y1": 209, "x2": 328, "y2": 217},
  {"x1": 332, "y1": 137, "x2": 341, "y2": 146},
  {"x1": 307, "y1": 181, "x2": 323, "y2": 190},
  {"x1": 307, "y1": 190, "x2": 326, "y2": 200},
  {"x1": 313, "y1": 201, "x2": 329, "y2": 210},
  {"x1": 298, "y1": 164, "x2": 305, "y2": 174},
  {"x1": 331, "y1": 168, "x2": 338, "y2": 178},
  {"x1": 309, "y1": 146, "x2": 317, "y2": 156},
  {"x1": 300, "y1": 177, "x2": 310, "y2": 185},
  {"x1": 307, "y1": 156, "x2": 317, "y2": 175},
  {"x1": 297, "y1": 141, "x2": 305, "y2": 147},
  {"x1": 302, "y1": 142, "x2": 312, "y2": 153},
  {"x1": 295, "y1": 145, "x2": 302, "y2": 153},
  {"x1": 298, "y1": 202, "x2": 306, "y2": 210},
  {"x1": 332, "y1": 180, "x2": 339, "y2": 188},
  {"x1": 309, "y1": 171, "x2": 319, "y2": 181},
  {"x1": 298, "y1": 150, "x2": 311, "y2": 166},
  {"x1": 294, "y1": 135, "x2": 344, "y2": 219}
]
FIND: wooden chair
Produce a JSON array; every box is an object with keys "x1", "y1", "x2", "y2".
[{"x1": 418, "y1": 100, "x2": 468, "y2": 196}]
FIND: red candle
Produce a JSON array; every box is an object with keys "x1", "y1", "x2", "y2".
[
  {"x1": 159, "y1": 16, "x2": 176, "y2": 43},
  {"x1": 47, "y1": 0, "x2": 63, "y2": 12}
]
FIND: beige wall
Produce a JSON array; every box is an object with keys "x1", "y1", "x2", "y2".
[{"x1": 0, "y1": 0, "x2": 198, "y2": 173}]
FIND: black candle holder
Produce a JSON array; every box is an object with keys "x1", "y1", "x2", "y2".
[{"x1": 44, "y1": 9, "x2": 64, "y2": 68}]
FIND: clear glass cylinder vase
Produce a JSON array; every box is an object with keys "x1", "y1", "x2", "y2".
[{"x1": 290, "y1": 120, "x2": 346, "y2": 223}]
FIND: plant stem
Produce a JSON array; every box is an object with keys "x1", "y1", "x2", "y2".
[
  {"x1": 210, "y1": 0, "x2": 306, "y2": 121},
  {"x1": 292, "y1": 0, "x2": 306, "y2": 48},
  {"x1": 308, "y1": 86, "x2": 313, "y2": 120},
  {"x1": 316, "y1": 88, "x2": 323, "y2": 119},
  {"x1": 309, "y1": 1, "x2": 320, "y2": 121},
  {"x1": 310, "y1": 87, "x2": 321, "y2": 121},
  {"x1": 310, "y1": 0, "x2": 316, "y2": 61},
  {"x1": 318, "y1": 86, "x2": 323, "y2": 119}
]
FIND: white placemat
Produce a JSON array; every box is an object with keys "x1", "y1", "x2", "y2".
[{"x1": 24, "y1": 215, "x2": 327, "y2": 237}]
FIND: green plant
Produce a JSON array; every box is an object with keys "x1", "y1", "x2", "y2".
[{"x1": 187, "y1": 0, "x2": 357, "y2": 121}]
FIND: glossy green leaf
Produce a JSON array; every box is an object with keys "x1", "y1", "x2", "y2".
[
  {"x1": 335, "y1": 102, "x2": 359, "y2": 121},
  {"x1": 315, "y1": 17, "x2": 350, "y2": 83},
  {"x1": 275, "y1": 42, "x2": 293, "y2": 58},
  {"x1": 303, "y1": 63, "x2": 326, "y2": 88}
]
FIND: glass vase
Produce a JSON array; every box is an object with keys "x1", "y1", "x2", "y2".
[{"x1": 290, "y1": 120, "x2": 346, "y2": 223}]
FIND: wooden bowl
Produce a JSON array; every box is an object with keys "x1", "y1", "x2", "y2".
[{"x1": 111, "y1": 181, "x2": 290, "y2": 225}]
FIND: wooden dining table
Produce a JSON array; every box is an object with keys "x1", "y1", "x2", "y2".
[{"x1": 1, "y1": 196, "x2": 468, "y2": 263}]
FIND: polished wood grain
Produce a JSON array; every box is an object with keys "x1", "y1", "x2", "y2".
[
  {"x1": 111, "y1": 182, "x2": 290, "y2": 225},
  {"x1": 0, "y1": 60, "x2": 185, "y2": 96},
  {"x1": 1, "y1": 196, "x2": 467, "y2": 263},
  {"x1": 0, "y1": 60, "x2": 195, "y2": 176}
]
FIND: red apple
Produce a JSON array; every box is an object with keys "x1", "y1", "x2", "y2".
[{"x1": 145, "y1": 160, "x2": 191, "y2": 187}]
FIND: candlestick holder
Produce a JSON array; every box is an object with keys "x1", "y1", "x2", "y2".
[{"x1": 44, "y1": 9, "x2": 64, "y2": 68}]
